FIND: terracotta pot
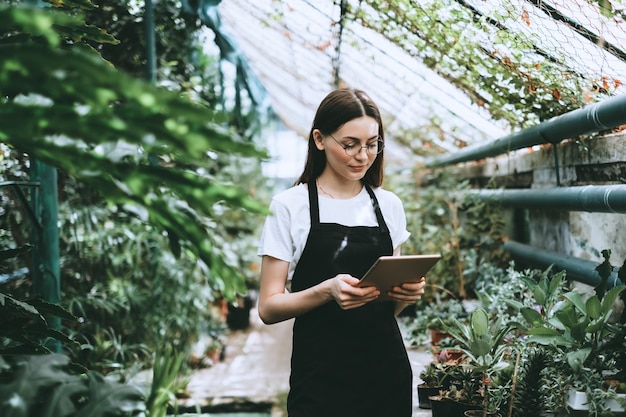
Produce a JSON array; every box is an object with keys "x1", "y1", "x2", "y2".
[
  {"x1": 430, "y1": 329, "x2": 451, "y2": 345},
  {"x1": 432, "y1": 346, "x2": 466, "y2": 362}
]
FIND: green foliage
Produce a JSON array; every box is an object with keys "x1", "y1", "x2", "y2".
[
  {"x1": 475, "y1": 262, "x2": 556, "y2": 331},
  {"x1": 419, "y1": 361, "x2": 443, "y2": 387},
  {"x1": 595, "y1": 248, "x2": 626, "y2": 308},
  {"x1": 0, "y1": 354, "x2": 146, "y2": 417},
  {"x1": 439, "y1": 307, "x2": 515, "y2": 412},
  {"x1": 352, "y1": 0, "x2": 607, "y2": 136},
  {"x1": 81, "y1": 0, "x2": 267, "y2": 139},
  {"x1": 0, "y1": 243, "x2": 77, "y2": 354},
  {"x1": 520, "y1": 282, "x2": 626, "y2": 374},
  {"x1": 426, "y1": 298, "x2": 468, "y2": 331},
  {"x1": 82, "y1": 0, "x2": 200, "y2": 80},
  {"x1": 390, "y1": 167, "x2": 508, "y2": 300},
  {"x1": 419, "y1": 358, "x2": 458, "y2": 388},
  {"x1": 509, "y1": 256, "x2": 626, "y2": 415},
  {"x1": 59, "y1": 205, "x2": 219, "y2": 372},
  {"x1": 511, "y1": 348, "x2": 549, "y2": 417},
  {"x1": 0, "y1": 3, "x2": 268, "y2": 301},
  {"x1": 0, "y1": 292, "x2": 77, "y2": 354},
  {"x1": 604, "y1": 324, "x2": 626, "y2": 386},
  {"x1": 413, "y1": 256, "x2": 625, "y2": 416},
  {"x1": 442, "y1": 307, "x2": 513, "y2": 372},
  {"x1": 440, "y1": 365, "x2": 486, "y2": 408},
  {"x1": 403, "y1": 296, "x2": 467, "y2": 346},
  {"x1": 146, "y1": 343, "x2": 187, "y2": 417},
  {"x1": 0, "y1": 0, "x2": 272, "y2": 386},
  {"x1": 589, "y1": 0, "x2": 626, "y2": 18}
]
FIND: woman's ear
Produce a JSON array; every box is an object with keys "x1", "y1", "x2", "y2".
[{"x1": 313, "y1": 129, "x2": 325, "y2": 151}]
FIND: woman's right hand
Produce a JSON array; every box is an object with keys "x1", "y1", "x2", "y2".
[
  {"x1": 259, "y1": 256, "x2": 380, "y2": 324},
  {"x1": 326, "y1": 274, "x2": 380, "y2": 310}
]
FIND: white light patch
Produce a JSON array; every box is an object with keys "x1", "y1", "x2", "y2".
[{"x1": 333, "y1": 236, "x2": 349, "y2": 260}]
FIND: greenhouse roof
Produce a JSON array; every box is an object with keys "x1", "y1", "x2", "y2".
[{"x1": 215, "y1": 0, "x2": 626, "y2": 163}]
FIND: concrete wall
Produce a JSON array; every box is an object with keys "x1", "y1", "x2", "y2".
[{"x1": 456, "y1": 131, "x2": 626, "y2": 272}]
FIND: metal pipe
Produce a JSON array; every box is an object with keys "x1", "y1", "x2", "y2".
[
  {"x1": 469, "y1": 184, "x2": 626, "y2": 213},
  {"x1": 426, "y1": 94, "x2": 626, "y2": 168},
  {"x1": 503, "y1": 240, "x2": 623, "y2": 289}
]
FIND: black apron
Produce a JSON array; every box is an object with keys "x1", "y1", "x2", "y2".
[{"x1": 287, "y1": 181, "x2": 412, "y2": 417}]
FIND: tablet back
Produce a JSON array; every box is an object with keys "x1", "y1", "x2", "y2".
[{"x1": 358, "y1": 254, "x2": 441, "y2": 301}]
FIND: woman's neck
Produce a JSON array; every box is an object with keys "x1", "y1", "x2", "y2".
[{"x1": 316, "y1": 177, "x2": 362, "y2": 199}]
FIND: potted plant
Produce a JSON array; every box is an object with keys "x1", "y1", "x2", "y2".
[
  {"x1": 428, "y1": 298, "x2": 468, "y2": 345},
  {"x1": 439, "y1": 366, "x2": 485, "y2": 417},
  {"x1": 507, "y1": 347, "x2": 551, "y2": 417},
  {"x1": 516, "y1": 264, "x2": 626, "y2": 416},
  {"x1": 603, "y1": 323, "x2": 626, "y2": 399},
  {"x1": 428, "y1": 363, "x2": 473, "y2": 417},
  {"x1": 418, "y1": 358, "x2": 457, "y2": 409},
  {"x1": 431, "y1": 336, "x2": 466, "y2": 364},
  {"x1": 402, "y1": 295, "x2": 468, "y2": 347},
  {"x1": 431, "y1": 307, "x2": 514, "y2": 417}
]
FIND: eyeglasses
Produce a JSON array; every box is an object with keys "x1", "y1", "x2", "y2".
[{"x1": 328, "y1": 134, "x2": 384, "y2": 156}]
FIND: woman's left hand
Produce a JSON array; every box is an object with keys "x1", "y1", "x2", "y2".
[{"x1": 387, "y1": 277, "x2": 426, "y2": 303}]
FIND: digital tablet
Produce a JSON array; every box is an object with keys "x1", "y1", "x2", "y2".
[{"x1": 357, "y1": 254, "x2": 441, "y2": 301}]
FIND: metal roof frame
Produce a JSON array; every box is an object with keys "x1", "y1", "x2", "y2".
[{"x1": 209, "y1": 0, "x2": 625, "y2": 166}]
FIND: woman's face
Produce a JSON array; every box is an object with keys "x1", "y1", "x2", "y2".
[{"x1": 314, "y1": 116, "x2": 380, "y2": 182}]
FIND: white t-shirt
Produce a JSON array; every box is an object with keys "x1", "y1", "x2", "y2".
[{"x1": 257, "y1": 183, "x2": 411, "y2": 281}]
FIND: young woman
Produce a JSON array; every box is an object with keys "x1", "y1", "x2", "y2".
[{"x1": 257, "y1": 88, "x2": 426, "y2": 417}]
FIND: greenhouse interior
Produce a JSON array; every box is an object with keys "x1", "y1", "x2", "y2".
[{"x1": 1, "y1": 0, "x2": 625, "y2": 416}]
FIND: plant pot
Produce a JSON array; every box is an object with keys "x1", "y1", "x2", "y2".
[
  {"x1": 464, "y1": 410, "x2": 502, "y2": 417},
  {"x1": 567, "y1": 389, "x2": 626, "y2": 417},
  {"x1": 450, "y1": 400, "x2": 482, "y2": 417},
  {"x1": 429, "y1": 396, "x2": 453, "y2": 417},
  {"x1": 417, "y1": 384, "x2": 442, "y2": 409},
  {"x1": 430, "y1": 329, "x2": 451, "y2": 345},
  {"x1": 226, "y1": 295, "x2": 253, "y2": 330},
  {"x1": 431, "y1": 397, "x2": 481, "y2": 417},
  {"x1": 432, "y1": 346, "x2": 466, "y2": 362}
]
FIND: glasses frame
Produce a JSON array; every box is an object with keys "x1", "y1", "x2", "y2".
[{"x1": 327, "y1": 133, "x2": 384, "y2": 157}]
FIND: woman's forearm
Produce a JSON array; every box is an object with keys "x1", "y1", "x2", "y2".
[{"x1": 258, "y1": 282, "x2": 333, "y2": 324}]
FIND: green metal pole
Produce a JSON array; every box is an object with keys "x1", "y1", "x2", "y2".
[
  {"x1": 145, "y1": 0, "x2": 156, "y2": 84},
  {"x1": 25, "y1": 0, "x2": 61, "y2": 353},
  {"x1": 30, "y1": 160, "x2": 61, "y2": 352}
]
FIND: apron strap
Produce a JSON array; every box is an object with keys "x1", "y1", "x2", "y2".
[
  {"x1": 307, "y1": 181, "x2": 320, "y2": 227},
  {"x1": 364, "y1": 183, "x2": 390, "y2": 235}
]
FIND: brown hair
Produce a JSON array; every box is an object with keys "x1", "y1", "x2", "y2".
[{"x1": 294, "y1": 88, "x2": 385, "y2": 187}]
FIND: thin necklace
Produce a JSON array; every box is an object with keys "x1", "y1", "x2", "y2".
[{"x1": 317, "y1": 180, "x2": 335, "y2": 199}]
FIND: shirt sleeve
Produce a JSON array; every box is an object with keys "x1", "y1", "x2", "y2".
[
  {"x1": 257, "y1": 198, "x2": 294, "y2": 262},
  {"x1": 388, "y1": 192, "x2": 411, "y2": 250}
]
